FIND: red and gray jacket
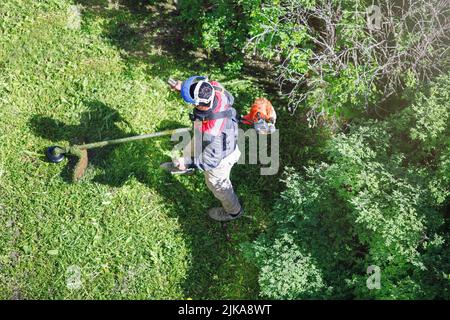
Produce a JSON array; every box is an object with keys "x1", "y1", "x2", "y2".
[{"x1": 188, "y1": 81, "x2": 239, "y2": 171}]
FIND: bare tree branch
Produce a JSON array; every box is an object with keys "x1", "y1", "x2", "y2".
[{"x1": 245, "y1": 0, "x2": 450, "y2": 126}]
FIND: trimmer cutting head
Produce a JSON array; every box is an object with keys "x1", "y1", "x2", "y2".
[
  {"x1": 46, "y1": 145, "x2": 89, "y2": 182},
  {"x1": 46, "y1": 146, "x2": 66, "y2": 163}
]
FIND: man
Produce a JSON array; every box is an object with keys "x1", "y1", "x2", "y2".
[{"x1": 168, "y1": 76, "x2": 243, "y2": 222}]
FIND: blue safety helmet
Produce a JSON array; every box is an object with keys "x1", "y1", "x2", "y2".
[{"x1": 180, "y1": 76, "x2": 215, "y2": 107}]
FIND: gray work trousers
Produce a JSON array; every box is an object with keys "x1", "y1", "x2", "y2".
[{"x1": 204, "y1": 147, "x2": 242, "y2": 214}]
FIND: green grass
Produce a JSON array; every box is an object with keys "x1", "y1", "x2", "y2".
[
  {"x1": 0, "y1": 0, "x2": 327, "y2": 299},
  {"x1": 0, "y1": 0, "x2": 270, "y2": 299}
]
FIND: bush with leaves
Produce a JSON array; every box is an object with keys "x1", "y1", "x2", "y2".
[
  {"x1": 176, "y1": 0, "x2": 450, "y2": 126},
  {"x1": 245, "y1": 234, "x2": 327, "y2": 299},
  {"x1": 246, "y1": 0, "x2": 450, "y2": 126},
  {"x1": 244, "y1": 73, "x2": 450, "y2": 299},
  {"x1": 175, "y1": 0, "x2": 267, "y2": 73}
]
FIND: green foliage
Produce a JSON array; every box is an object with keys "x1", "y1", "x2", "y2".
[
  {"x1": 243, "y1": 234, "x2": 327, "y2": 299},
  {"x1": 2, "y1": 0, "x2": 449, "y2": 301},
  {"x1": 176, "y1": 0, "x2": 377, "y2": 122},
  {"x1": 176, "y1": 0, "x2": 450, "y2": 125},
  {"x1": 245, "y1": 74, "x2": 450, "y2": 299},
  {"x1": 409, "y1": 76, "x2": 450, "y2": 145},
  {"x1": 176, "y1": 0, "x2": 262, "y2": 61}
]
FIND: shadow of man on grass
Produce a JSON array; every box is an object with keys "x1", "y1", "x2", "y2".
[
  {"x1": 29, "y1": 100, "x2": 235, "y2": 298},
  {"x1": 30, "y1": 100, "x2": 137, "y2": 184}
]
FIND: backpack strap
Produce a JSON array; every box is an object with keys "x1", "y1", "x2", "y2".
[
  {"x1": 189, "y1": 109, "x2": 233, "y2": 122},
  {"x1": 212, "y1": 85, "x2": 223, "y2": 93}
]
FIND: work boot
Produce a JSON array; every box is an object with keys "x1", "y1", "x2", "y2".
[{"x1": 207, "y1": 207, "x2": 243, "y2": 222}]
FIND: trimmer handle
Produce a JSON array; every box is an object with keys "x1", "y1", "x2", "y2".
[{"x1": 167, "y1": 78, "x2": 178, "y2": 87}]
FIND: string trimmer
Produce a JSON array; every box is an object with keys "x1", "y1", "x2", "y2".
[{"x1": 46, "y1": 127, "x2": 191, "y2": 182}]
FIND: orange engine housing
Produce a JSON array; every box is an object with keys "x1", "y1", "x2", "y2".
[{"x1": 241, "y1": 97, "x2": 276, "y2": 125}]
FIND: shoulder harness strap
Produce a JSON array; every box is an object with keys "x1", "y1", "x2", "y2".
[
  {"x1": 189, "y1": 109, "x2": 233, "y2": 122},
  {"x1": 212, "y1": 85, "x2": 223, "y2": 93}
]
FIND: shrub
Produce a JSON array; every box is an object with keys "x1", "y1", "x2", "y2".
[
  {"x1": 176, "y1": 0, "x2": 450, "y2": 126},
  {"x1": 244, "y1": 234, "x2": 327, "y2": 299},
  {"x1": 245, "y1": 73, "x2": 450, "y2": 299}
]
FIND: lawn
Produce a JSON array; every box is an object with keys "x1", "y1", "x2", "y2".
[{"x1": 0, "y1": 0, "x2": 325, "y2": 299}]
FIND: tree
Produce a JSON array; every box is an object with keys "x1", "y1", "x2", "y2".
[{"x1": 246, "y1": 0, "x2": 450, "y2": 126}]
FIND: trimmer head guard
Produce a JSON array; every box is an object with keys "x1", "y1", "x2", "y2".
[
  {"x1": 73, "y1": 149, "x2": 88, "y2": 182},
  {"x1": 46, "y1": 146, "x2": 66, "y2": 163}
]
